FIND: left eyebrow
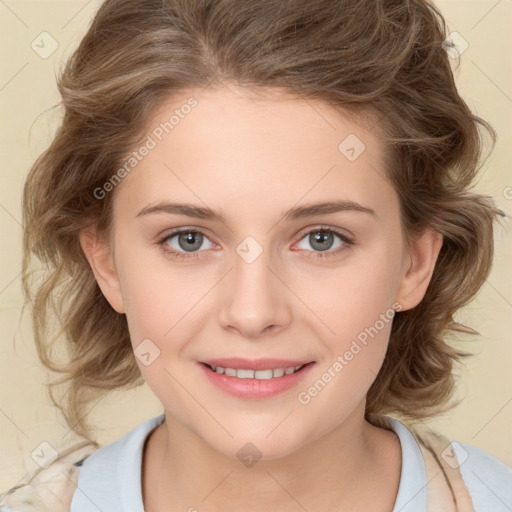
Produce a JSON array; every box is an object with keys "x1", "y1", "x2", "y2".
[
  {"x1": 282, "y1": 200, "x2": 376, "y2": 221},
  {"x1": 136, "y1": 200, "x2": 376, "y2": 222}
]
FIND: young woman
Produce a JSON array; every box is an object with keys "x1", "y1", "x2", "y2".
[{"x1": 1, "y1": 0, "x2": 510, "y2": 511}]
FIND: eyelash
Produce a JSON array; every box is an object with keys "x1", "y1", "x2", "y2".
[{"x1": 156, "y1": 225, "x2": 354, "y2": 261}]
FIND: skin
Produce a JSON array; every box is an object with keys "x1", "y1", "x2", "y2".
[{"x1": 80, "y1": 84, "x2": 443, "y2": 511}]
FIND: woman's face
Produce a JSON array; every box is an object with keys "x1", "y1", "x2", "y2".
[{"x1": 83, "y1": 85, "x2": 441, "y2": 460}]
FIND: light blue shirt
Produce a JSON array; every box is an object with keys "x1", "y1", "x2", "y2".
[{"x1": 69, "y1": 413, "x2": 512, "y2": 512}]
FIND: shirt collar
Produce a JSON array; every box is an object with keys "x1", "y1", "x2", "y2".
[{"x1": 72, "y1": 413, "x2": 427, "y2": 512}]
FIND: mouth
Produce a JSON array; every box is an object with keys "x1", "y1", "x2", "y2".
[{"x1": 197, "y1": 358, "x2": 316, "y2": 399}]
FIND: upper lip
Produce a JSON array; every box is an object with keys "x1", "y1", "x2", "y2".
[{"x1": 200, "y1": 358, "x2": 314, "y2": 371}]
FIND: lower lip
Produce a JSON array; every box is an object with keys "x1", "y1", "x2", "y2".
[{"x1": 197, "y1": 362, "x2": 316, "y2": 400}]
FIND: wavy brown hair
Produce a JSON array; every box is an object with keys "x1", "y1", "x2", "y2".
[{"x1": 21, "y1": 0, "x2": 503, "y2": 443}]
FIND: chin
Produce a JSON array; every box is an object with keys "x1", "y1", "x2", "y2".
[{"x1": 201, "y1": 427, "x2": 306, "y2": 464}]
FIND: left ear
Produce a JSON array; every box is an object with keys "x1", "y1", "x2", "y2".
[{"x1": 395, "y1": 227, "x2": 443, "y2": 311}]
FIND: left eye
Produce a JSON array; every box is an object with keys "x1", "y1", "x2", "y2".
[{"x1": 295, "y1": 228, "x2": 352, "y2": 256}]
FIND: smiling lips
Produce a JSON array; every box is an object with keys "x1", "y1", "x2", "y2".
[{"x1": 198, "y1": 358, "x2": 316, "y2": 399}]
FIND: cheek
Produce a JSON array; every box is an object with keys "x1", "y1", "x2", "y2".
[
  {"x1": 295, "y1": 259, "x2": 398, "y2": 423},
  {"x1": 115, "y1": 240, "x2": 201, "y2": 339},
  {"x1": 293, "y1": 243, "x2": 402, "y2": 404},
  {"x1": 119, "y1": 272, "x2": 172, "y2": 341},
  {"x1": 115, "y1": 246, "x2": 216, "y2": 395},
  {"x1": 301, "y1": 246, "x2": 402, "y2": 343}
]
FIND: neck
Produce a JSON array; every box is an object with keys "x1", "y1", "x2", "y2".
[{"x1": 142, "y1": 402, "x2": 401, "y2": 512}]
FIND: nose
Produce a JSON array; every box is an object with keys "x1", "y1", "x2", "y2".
[{"x1": 218, "y1": 250, "x2": 292, "y2": 340}]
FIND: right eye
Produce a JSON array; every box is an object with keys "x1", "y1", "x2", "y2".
[{"x1": 157, "y1": 228, "x2": 216, "y2": 260}]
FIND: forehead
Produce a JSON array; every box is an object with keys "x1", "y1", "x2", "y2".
[{"x1": 112, "y1": 86, "x2": 396, "y2": 223}]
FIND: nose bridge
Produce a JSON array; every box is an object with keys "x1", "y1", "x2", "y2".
[{"x1": 218, "y1": 235, "x2": 290, "y2": 338}]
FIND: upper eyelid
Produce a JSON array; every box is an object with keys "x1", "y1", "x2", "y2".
[{"x1": 295, "y1": 224, "x2": 354, "y2": 241}]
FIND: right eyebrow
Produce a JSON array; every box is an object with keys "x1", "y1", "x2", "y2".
[{"x1": 136, "y1": 202, "x2": 226, "y2": 222}]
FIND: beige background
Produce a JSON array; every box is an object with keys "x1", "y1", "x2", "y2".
[{"x1": 1, "y1": 0, "x2": 511, "y2": 490}]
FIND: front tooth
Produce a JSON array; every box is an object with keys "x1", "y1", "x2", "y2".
[
  {"x1": 273, "y1": 368, "x2": 285, "y2": 378},
  {"x1": 254, "y1": 369, "x2": 274, "y2": 380},
  {"x1": 237, "y1": 369, "x2": 255, "y2": 379},
  {"x1": 284, "y1": 366, "x2": 296, "y2": 375}
]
